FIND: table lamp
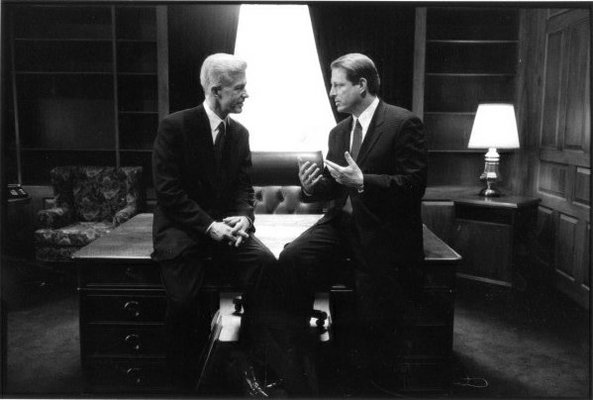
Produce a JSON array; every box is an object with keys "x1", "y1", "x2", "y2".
[{"x1": 468, "y1": 103, "x2": 520, "y2": 197}]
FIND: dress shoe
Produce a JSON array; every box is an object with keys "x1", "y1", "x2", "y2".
[
  {"x1": 241, "y1": 362, "x2": 272, "y2": 397},
  {"x1": 229, "y1": 351, "x2": 272, "y2": 398},
  {"x1": 265, "y1": 379, "x2": 288, "y2": 398}
]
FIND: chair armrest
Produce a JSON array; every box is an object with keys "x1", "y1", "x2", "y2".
[
  {"x1": 113, "y1": 204, "x2": 137, "y2": 226},
  {"x1": 37, "y1": 207, "x2": 72, "y2": 229}
]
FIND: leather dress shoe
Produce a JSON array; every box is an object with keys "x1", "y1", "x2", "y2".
[
  {"x1": 229, "y1": 351, "x2": 272, "y2": 398},
  {"x1": 265, "y1": 379, "x2": 288, "y2": 398},
  {"x1": 240, "y1": 362, "x2": 271, "y2": 398}
]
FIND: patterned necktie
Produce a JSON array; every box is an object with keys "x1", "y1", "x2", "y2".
[
  {"x1": 214, "y1": 121, "x2": 226, "y2": 166},
  {"x1": 350, "y1": 119, "x2": 363, "y2": 160}
]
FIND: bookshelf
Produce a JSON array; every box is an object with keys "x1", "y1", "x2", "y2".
[
  {"x1": 8, "y1": 5, "x2": 169, "y2": 187},
  {"x1": 414, "y1": 7, "x2": 519, "y2": 186}
]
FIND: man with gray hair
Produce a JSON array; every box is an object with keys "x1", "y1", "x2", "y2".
[{"x1": 152, "y1": 53, "x2": 276, "y2": 394}]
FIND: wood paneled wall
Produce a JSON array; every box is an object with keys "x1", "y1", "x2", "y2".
[{"x1": 517, "y1": 8, "x2": 591, "y2": 308}]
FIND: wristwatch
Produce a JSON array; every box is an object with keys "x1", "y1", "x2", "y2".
[{"x1": 357, "y1": 182, "x2": 365, "y2": 193}]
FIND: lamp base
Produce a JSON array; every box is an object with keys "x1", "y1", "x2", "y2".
[
  {"x1": 478, "y1": 186, "x2": 502, "y2": 197},
  {"x1": 477, "y1": 147, "x2": 503, "y2": 197}
]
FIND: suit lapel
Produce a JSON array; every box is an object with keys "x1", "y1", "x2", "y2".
[
  {"x1": 356, "y1": 101, "x2": 386, "y2": 165},
  {"x1": 189, "y1": 105, "x2": 217, "y2": 185},
  {"x1": 339, "y1": 116, "x2": 353, "y2": 161}
]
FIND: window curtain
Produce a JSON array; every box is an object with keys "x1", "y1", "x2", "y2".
[
  {"x1": 168, "y1": 4, "x2": 240, "y2": 112},
  {"x1": 308, "y1": 3, "x2": 416, "y2": 121}
]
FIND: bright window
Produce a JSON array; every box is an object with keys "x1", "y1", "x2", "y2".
[{"x1": 233, "y1": 4, "x2": 335, "y2": 153}]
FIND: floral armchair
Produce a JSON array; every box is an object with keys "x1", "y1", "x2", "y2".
[{"x1": 34, "y1": 166, "x2": 144, "y2": 263}]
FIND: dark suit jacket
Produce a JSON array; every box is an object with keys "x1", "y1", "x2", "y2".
[
  {"x1": 304, "y1": 101, "x2": 427, "y2": 274},
  {"x1": 151, "y1": 105, "x2": 255, "y2": 262}
]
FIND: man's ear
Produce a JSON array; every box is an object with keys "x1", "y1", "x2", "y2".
[
  {"x1": 210, "y1": 86, "x2": 221, "y2": 97},
  {"x1": 359, "y1": 78, "x2": 368, "y2": 96}
]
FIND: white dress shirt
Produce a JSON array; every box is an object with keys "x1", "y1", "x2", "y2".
[
  {"x1": 349, "y1": 96, "x2": 380, "y2": 150},
  {"x1": 203, "y1": 101, "x2": 226, "y2": 143}
]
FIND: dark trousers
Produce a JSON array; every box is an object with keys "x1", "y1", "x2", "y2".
[
  {"x1": 159, "y1": 235, "x2": 277, "y2": 390},
  {"x1": 275, "y1": 213, "x2": 411, "y2": 394}
]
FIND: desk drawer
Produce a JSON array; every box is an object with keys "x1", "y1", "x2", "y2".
[
  {"x1": 80, "y1": 263, "x2": 162, "y2": 287},
  {"x1": 455, "y1": 205, "x2": 514, "y2": 225},
  {"x1": 81, "y1": 291, "x2": 166, "y2": 323},
  {"x1": 85, "y1": 357, "x2": 171, "y2": 392},
  {"x1": 399, "y1": 326, "x2": 453, "y2": 357},
  {"x1": 84, "y1": 324, "x2": 166, "y2": 356}
]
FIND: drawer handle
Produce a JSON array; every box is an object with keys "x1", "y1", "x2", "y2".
[
  {"x1": 123, "y1": 300, "x2": 141, "y2": 318},
  {"x1": 124, "y1": 333, "x2": 142, "y2": 352},
  {"x1": 126, "y1": 367, "x2": 145, "y2": 386},
  {"x1": 125, "y1": 267, "x2": 136, "y2": 279}
]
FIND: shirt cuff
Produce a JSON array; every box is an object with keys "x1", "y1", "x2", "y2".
[{"x1": 205, "y1": 221, "x2": 216, "y2": 234}]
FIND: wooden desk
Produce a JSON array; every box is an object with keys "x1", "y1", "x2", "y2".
[
  {"x1": 73, "y1": 214, "x2": 325, "y2": 393},
  {"x1": 74, "y1": 213, "x2": 322, "y2": 262},
  {"x1": 73, "y1": 213, "x2": 461, "y2": 393}
]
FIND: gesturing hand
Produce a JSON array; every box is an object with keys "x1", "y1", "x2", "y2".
[
  {"x1": 325, "y1": 151, "x2": 364, "y2": 189},
  {"x1": 223, "y1": 216, "x2": 250, "y2": 247},
  {"x1": 298, "y1": 156, "x2": 322, "y2": 194}
]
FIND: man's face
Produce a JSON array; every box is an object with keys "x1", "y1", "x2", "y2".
[
  {"x1": 329, "y1": 68, "x2": 362, "y2": 114},
  {"x1": 217, "y1": 72, "x2": 248, "y2": 115}
]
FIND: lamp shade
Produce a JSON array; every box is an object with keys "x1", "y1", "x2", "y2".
[{"x1": 468, "y1": 103, "x2": 520, "y2": 149}]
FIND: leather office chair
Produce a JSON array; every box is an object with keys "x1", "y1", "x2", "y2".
[{"x1": 251, "y1": 150, "x2": 326, "y2": 215}]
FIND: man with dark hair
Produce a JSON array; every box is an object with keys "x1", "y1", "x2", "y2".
[
  {"x1": 278, "y1": 52, "x2": 427, "y2": 395},
  {"x1": 152, "y1": 53, "x2": 275, "y2": 395}
]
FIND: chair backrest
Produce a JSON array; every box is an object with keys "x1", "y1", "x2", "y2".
[
  {"x1": 250, "y1": 151, "x2": 326, "y2": 214},
  {"x1": 254, "y1": 186, "x2": 326, "y2": 214},
  {"x1": 50, "y1": 166, "x2": 143, "y2": 222},
  {"x1": 250, "y1": 151, "x2": 323, "y2": 186}
]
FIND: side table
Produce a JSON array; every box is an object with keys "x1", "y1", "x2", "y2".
[
  {"x1": 451, "y1": 194, "x2": 540, "y2": 289},
  {"x1": 5, "y1": 196, "x2": 34, "y2": 258}
]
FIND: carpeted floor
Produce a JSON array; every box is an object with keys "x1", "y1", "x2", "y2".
[
  {"x1": 452, "y1": 281, "x2": 590, "y2": 398},
  {"x1": 2, "y1": 258, "x2": 591, "y2": 398}
]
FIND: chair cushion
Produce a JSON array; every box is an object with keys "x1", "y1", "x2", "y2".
[
  {"x1": 34, "y1": 221, "x2": 113, "y2": 247},
  {"x1": 71, "y1": 167, "x2": 137, "y2": 222},
  {"x1": 37, "y1": 206, "x2": 73, "y2": 229}
]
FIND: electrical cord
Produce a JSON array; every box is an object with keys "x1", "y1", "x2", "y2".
[
  {"x1": 453, "y1": 376, "x2": 489, "y2": 389},
  {"x1": 451, "y1": 355, "x2": 489, "y2": 390}
]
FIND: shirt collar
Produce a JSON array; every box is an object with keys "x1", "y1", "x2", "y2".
[
  {"x1": 353, "y1": 97, "x2": 380, "y2": 134},
  {"x1": 203, "y1": 101, "x2": 226, "y2": 135}
]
